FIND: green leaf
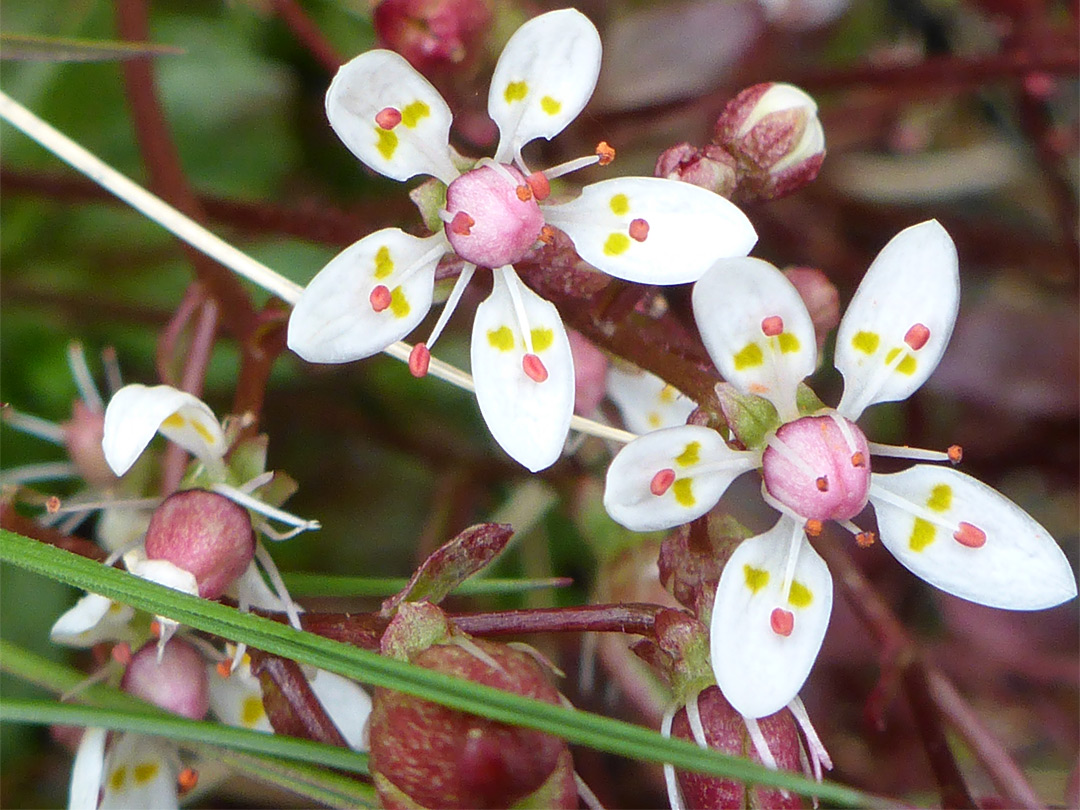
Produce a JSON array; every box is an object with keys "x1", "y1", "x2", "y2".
[
  {"x1": 0, "y1": 529, "x2": 888, "y2": 807},
  {"x1": 0, "y1": 33, "x2": 184, "y2": 62}
]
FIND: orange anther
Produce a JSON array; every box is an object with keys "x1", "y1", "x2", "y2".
[
  {"x1": 770, "y1": 608, "x2": 794, "y2": 637},
  {"x1": 215, "y1": 660, "x2": 232, "y2": 678},
  {"x1": 850, "y1": 451, "x2": 866, "y2": 468},
  {"x1": 46, "y1": 496, "x2": 61, "y2": 514},
  {"x1": 628, "y1": 218, "x2": 650, "y2": 242},
  {"x1": 177, "y1": 768, "x2": 199, "y2": 794},
  {"x1": 761, "y1": 315, "x2": 784, "y2": 337},
  {"x1": 815, "y1": 476, "x2": 829, "y2": 492},
  {"x1": 150, "y1": 620, "x2": 162, "y2": 637},
  {"x1": 369, "y1": 285, "x2": 392, "y2": 312},
  {"x1": 538, "y1": 225, "x2": 556, "y2": 245},
  {"x1": 595, "y1": 141, "x2": 615, "y2": 165},
  {"x1": 855, "y1": 531, "x2": 876, "y2": 548},
  {"x1": 953, "y1": 522, "x2": 986, "y2": 548},
  {"x1": 904, "y1": 323, "x2": 930, "y2": 351},
  {"x1": 515, "y1": 184, "x2": 533, "y2": 202},
  {"x1": 409, "y1": 343, "x2": 431, "y2": 378},
  {"x1": 804, "y1": 519, "x2": 823, "y2": 537},
  {"x1": 650, "y1": 468, "x2": 676, "y2": 496},
  {"x1": 111, "y1": 642, "x2": 132, "y2": 665},
  {"x1": 947, "y1": 445, "x2": 963, "y2": 464},
  {"x1": 522, "y1": 353, "x2": 548, "y2": 383},
  {"x1": 526, "y1": 171, "x2": 551, "y2": 201},
  {"x1": 375, "y1": 107, "x2": 402, "y2": 130}
]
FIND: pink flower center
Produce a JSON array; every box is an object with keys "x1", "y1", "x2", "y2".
[
  {"x1": 761, "y1": 414, "x2": 871, "y2": 522},
  {"x1": 444, "y1": 163, "x2": 544, "y2": 268}
]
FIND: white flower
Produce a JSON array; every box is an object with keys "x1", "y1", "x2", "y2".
[
  {"x1": 603, "y1": 220, "x2": 1077, "y2": 717},
  {"x1": 287, "y1": 8, "x2": 757, "y2": 472}
]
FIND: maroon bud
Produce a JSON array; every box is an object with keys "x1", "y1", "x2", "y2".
[
  {"x1": 567, "y1": 330, "x2": 608, "y2": 416},
  {"x1": 655, "y1": 142, "x2": 738, "y2": 198},
  {"x1": 121, "y1": 638, "x2": 210, "y2": 720},
  {"x1": 782, "y1": 267, "x2": 840, "y2": 356},
  {"x1": 370, "y1": 639, "x2": 576, "y2": 808},
  {"x1": 672, "y1": 686, "x2": 804, "y2": 809},
  {"x1": 62, "y1": 401, "x2": 114, "y2": 489},
  {"x1": 373, "y1": 0, "x2": 493, "y2": 75},
  {"x1": 144, "y1": 489, "x2": 255, "y2": 599}
]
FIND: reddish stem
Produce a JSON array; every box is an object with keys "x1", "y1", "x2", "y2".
[{"x1": 270, "y1": 0, "x2": 344, "y2": 74}]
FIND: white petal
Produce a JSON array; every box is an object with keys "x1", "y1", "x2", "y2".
[
  {"x1": 711, "y1": 520, "x2": 833, "y2": 718},
  {"x1": 835, "y1": 220, "x2": 959, "y2": 419},
  {"x1": 287, "y1": 230, "x2": 445, "y2": 363},
  {"x1": 69, "y1": 726, "x2": 108, "y2": 810},
  {"x1": 326, "y1": 50, "x2": 457, "y2": 184},
  {"x1": 545, "y1": 177, "x2": 757, "y2": 284},
  {"x1": 208, "y1": 663, "x2": 272, "y2": 732},
  {"x1": 51, "y1": 593, "x2": 135, "y2": 648},
  {"x1": 470, "y1": 269, "x2": 574, "y2": 472},
  {"x1": 99, "y1": 733, "x2": 178, "y2": 810},
  {"x1": 102, "y1": 384, "x2": 224, "y2": 477},
  {"x1": 130, "y1": 558, "x2": 199, "y2": 596},
  {"x1": 606, "y1": 365, "x2": 697, "y2": 434},
  {"x1": 488, "y1": 9, "x2": 601, "y2": 162},
  {"x1": 870, "y1": 466, "x2": 1077, "y2": 610},
  {"x1": 603, "y1": 425, "x2": 757, "y2": 531},
  {"x1": 309, "y1": 670, "x2": 373, "y2": 751},
  {"x1": 692, "y1": 257, "x2": 816, "y2": 420}
]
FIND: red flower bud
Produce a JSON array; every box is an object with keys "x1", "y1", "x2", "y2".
[
  {"x1": 655, "y1": 142, "x2": 737, "y2": 198},
  {"x1": 121, "y1": 638, "x2": 209, "y2": 720},
  {"x1": 373, "y1": 0, "x2": 493, "y2": 75}
]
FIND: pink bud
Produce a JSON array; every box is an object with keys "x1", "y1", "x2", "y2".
[
  {"x1": 713, "y1": 82, "x2": 825, "y2": 202},
  {"x1": 782, "y1": 267, "x2": 840, "y2": 355},
  {"x1": 61, "y1": 401, "x2": 115, "y2": 489},
  {"x1": 373, "y1": 0, "x2": 493, "y2": 75},
  {"x1": 762, "y1": 415, "x2": 871, "y2": 522},
  {"x1": 672, "y1": 686, "x2": 803, "y2": 809},
  {"x1": 121, "y1": 639, "x2": 210, "y2": 720},
  {"x1": 654, "y1": 142, "x2": 737, "y2": 198},
  {"x1": 444, "y1": 163, "x2": 545, "y2": 268},
  {"x1": 144, "y1": 489, "x2": 255, "y2": 599},
  {"x1": 567, "y1": 330, "x2": 609, "y2": 416}
]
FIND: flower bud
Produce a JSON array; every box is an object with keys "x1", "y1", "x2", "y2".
[
  {"x1": 121, "y1": 638, "x2": 210, "y2": 720},
  {"x1": 143, "y1": 489, "x2": 255, "y2": 599},
  {"x1": 567, "y1": 330, "x2": 608, "y2": 416},
  {"x1": 373, "y1": 0, "x2": 493, "y2": 75},
  {"x1": 370, "y1": 638, "x2": 576, "y2": 808},
  {"x1": 62, "y1": 400, "x2": 115, "y2": 489},
  {"x1": 713, "y1": 82, "x2": 825, "y2": 202},
  {"x1": 671, "y1": 686, "x2": 803, "y2": 809},
  {"x1": 654, "y1": 142, "x2": 737, "y2": 198},
  {"x1": 782, "y1": 267, "x2": 840, "y2": 356}
]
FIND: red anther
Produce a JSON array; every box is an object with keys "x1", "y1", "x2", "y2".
[
  {"x1": 375, "y1": 107, "x2": 402, "y2": 130},
  {"x1": 815, "y1": 475, "x2": 829, "y2": 492},
  {"x1": 628, "y1": 218, "x2": 650, "y2": 242},
  {"x1": 538, "y1": 225, "x2": 556, "y2": 245},
  {"x1": 953, "y1": 522, "x2": 987, "y2": 548},
  {"x1": 804, "y1": 519, "x2": 823, "y2": 537},
  {"x1": 761, "y1": 315, "x2": 784, "y2": 337},
  {"x1": 650, "y1": 468, "x2": 676, "y2": 496},
  {"x1": 595, "y1": 141, "x2": 615, "y2": 165},
  {"x1": 850, "y1": 451, "x2": 866, "y2": 468},
  {"x1": 515, "y1": 184, "x2": 533, "y2": 202},
  {"x1": 526, "y1": 171, "x2": 551, "y2": 201},
  {"x1": 369, "y1": 285, "x2": 392, "y2": 312},
  {"x1": 111, "y1": 642, "x2": 132, "y2": 665},
  {"x1": 150, "y1": 620, "x2": 162, "y2": 637},
  {"x1": 46, "y1": 496, "x2": 61, "y2": 514},
  {"x1": 409, "y1": 343, "x2": 431, "y2": 378},
  {"x1": 215, "y1": 660, "x2": 232, "y2": 679},
  {"x1": 522, "y1": 353, "x2": 548, "y2": 383},
  {"x1": 770, "y1": 608, "x2": 794, "y2": 637},
  {"x1": 947, "y1": 444, "x2": 963, "y2": 464},
  {"x1": 449, "y1": 211, "x2": 475, "y2": 236},
  {"x1": 855, "y1": 531, "x2": 876, "y2": 548},
  {"x1": 177, "y1": 768, "x2": 199, "y2": 794},
  {"x1": 904, "y1": 323, "x2": 930, "y2": 351}
]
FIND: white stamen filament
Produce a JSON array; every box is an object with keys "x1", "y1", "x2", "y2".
[
  {"x1": 387, "y1": 242, "x2": 450, "y2": 291},
  {"x1": 687, "y1": 453, "x2": 760, "y2": 479},
  {"x1": 686, "y1": 690, "x2": 709, "y2": 748},
  {"x1": 660, "y1": 707, "x2": 688, "y2": 810},
  {"x1": 542, "y1": 153, "x2": 600, "y2": 181},
  {"x1": 1, "y1": 407, "x2": 66, "y2": 444},
  {"x1": 211, "y1": 482, "x2": 320, "y2": 533},
  {"x1": 867, "y1": 441, "x2": 952, "y2": 463},
  {"x1": 826, "y1": 411, "x2": 859, "y2": 456},
  {"x1": 453, "y1": 634, "x2": 506, "y2": 674},
  {"x1": 238, "y1": 471, "x2": 274, "y2": 495},
  {"x1": 102, "y1": 346, "x2": 124, "y2": 395},
  {"x1": 0, "y1": 461, "x2": 80, "y2": 485},
  {"x1": 779, "y1": 519, "x2": 805, "y2": 601},
  {"x1": 501, "y1": 266, "x2": 537, "y2": 355},
  {"x1": 837, "y1": 519, "x2": 864, "y2": 537},
  {"x1": 765, "y1": 432, "x2": 820, "y2": 481},
  {"x1": 788, "y1": 695, "x2": 833, "y2": 775},
  {"x1": 764, "y1": 336, "x2": 801, "y2": 424},
  {"x1": 476, "y1": 156, "x2": 519, "y2": 186},
  {"x1": 838, "y1": 341, "x2": 912, "y2": 421},
  {"x1": 424, "y1": 264, "x2": 476, "y2": 351},
  {"x1": 105, "y1": 535, "x2": 147, "y2": 567},
  {"x1": 66, "y1": 342, "x2": 104, "y2": 413},
  {"x1": 57, "y1": 510, "x2": 91, "y2": 535},
  {"x1": 573, "y1": 771, "x2": 605, "y2": 810},
  {"x1": 868, "y1": 481, "x2": 961, "y2": 534},
  {"x1": 0, "y1": 92, "x2": 632, "y2": 448},
  {"x1": 744, "y1": 716, "x2": 779, "y2": 770},
  {"x1": 254, "y1": 541, "x2": 303, "y2": 629},
  {"x1": 51, "y1": 496, "x2": 161, "y2": 514}
]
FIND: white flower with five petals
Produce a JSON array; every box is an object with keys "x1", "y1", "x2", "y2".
[
  {"x1": 287, "y1": 8, "x2": 757, "y2": 472},
  {"x1": 603, "y1": 220, "x2": 1077, "y2": 718}
]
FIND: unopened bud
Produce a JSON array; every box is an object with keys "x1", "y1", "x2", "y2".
[
  {"x1": 370, "y1": 638, "x2": 576, "y2": 808},
  {"x1": 373, "y1": 0, "x2": 493, "y2": 75},
  {"x1": 62, "y1": 401, "x2": 115, "y2": 488},
  {"x1": 121, "y1": 638, "x2": 210, "y2": 720},
  {"x1": 671, "y1": 686, "x2": 803, "y2": 809},
  {"x1": 713, "y1": 82, "x2": 825, "y2": 202},
  {"x1": 782, "y1": 267, "x2": 840, "y2": 357},
  {"x1": 567, "y1": 330, "x2": 608, "y2": 416},
  {"x1": 654, "y1": 142, "x2": 737, "y2": 198},
  {"x1": 144, "y1": 489, "x2": 255, "y2": 600}
]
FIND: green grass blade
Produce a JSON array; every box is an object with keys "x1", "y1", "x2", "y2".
[{"x1": 281, "y1": 573, "x2": 570, "y2": 597}]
